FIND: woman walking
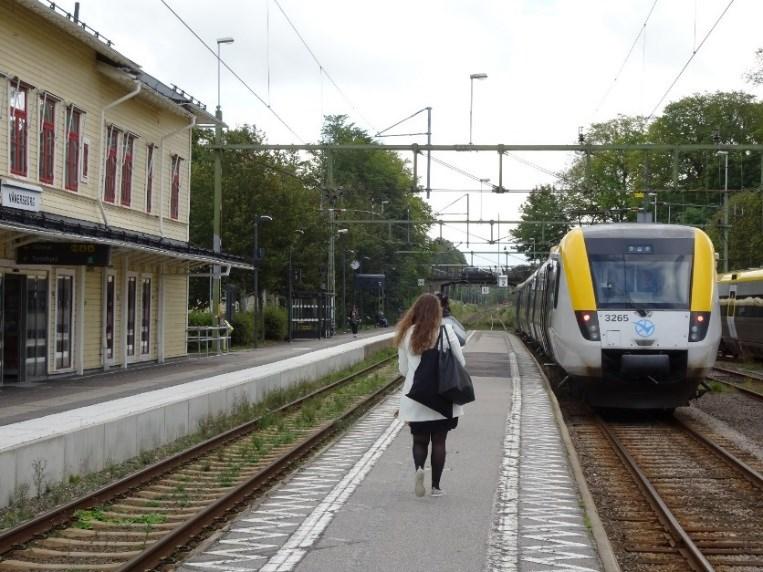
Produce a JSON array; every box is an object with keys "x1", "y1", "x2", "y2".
[{"x1": 395, "y1": 293, "x2": 466, "y2": 497}]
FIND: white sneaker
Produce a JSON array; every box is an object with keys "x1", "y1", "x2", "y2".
[
  {"x1": 414, "y1": 468, "x2": 425, "y2": 497},
  {"x1": 431, "y1": 487, "x2": 445, "y2": 497}
]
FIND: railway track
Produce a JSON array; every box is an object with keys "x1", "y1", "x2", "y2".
[
  {"x1": 0, "y1": 357, "x2": 401, "y2": 572},
  {"x1": 565, "y1": 405, "x2": 763, "y2": 571},
  {"x1": 708, "y1": 364, "x2": 763, "y2": 401}
]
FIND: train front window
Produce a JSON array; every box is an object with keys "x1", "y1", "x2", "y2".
[{"x1": 589, "y1": 254, "x2": 692, "y2": 310}]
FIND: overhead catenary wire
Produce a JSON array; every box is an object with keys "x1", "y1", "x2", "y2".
[
  {"x1": 593, "y1": 0, "x2": 661, "y2": 119},
  {"x1": 159, "y1": 0, "x2": 304, "y2": 142},
  {"x1": 646, "y1": 0, "x2": 735, "y2": 121},
  {"x1": 272, "y1": 0, "x2": 378, "y2": 134}
]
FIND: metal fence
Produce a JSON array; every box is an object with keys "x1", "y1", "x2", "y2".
[{"x1": 187, "y1": 324, "x2": 233, "y2": 355}]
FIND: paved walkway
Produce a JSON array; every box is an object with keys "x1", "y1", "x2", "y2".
[
  {"x1": 0, "y1": 329, "x2": 388, "y2": 426},
  {"x1": 180, "y1": 331, "x2": 603, "y2": 572}
]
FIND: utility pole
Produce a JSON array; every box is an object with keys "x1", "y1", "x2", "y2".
[
  {"x1": 426, "y1": 107, "x2": 432, "y2": 198},
  {"x1": 719, "y1": 150, "x2": 729, "y2": 272},
  {"x1": 326, "y1": 152, "x2": 337, "y2": 335}
]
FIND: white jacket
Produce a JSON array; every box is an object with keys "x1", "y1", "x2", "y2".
[{"x1": 397, "y1": 323, "x2": 466, "y2": 422}]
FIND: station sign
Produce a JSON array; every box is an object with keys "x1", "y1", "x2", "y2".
[
  {"x1": 17, "y1": 242, "x2": 111, "y2": 266},
  {"x1": 497, "y1": 275, "x2": 508, "y2": 288},
  {"x1": 481, "y1": 286, "x2": 490, "y2": 295},
  {"x1": 417, "y1": 278, "x2": 425, "y2": 287},
  {"x1": 1, "y1": 179, "x2": 42, "y2": 212}
]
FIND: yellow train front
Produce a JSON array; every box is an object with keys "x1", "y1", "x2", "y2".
[{"x1": 515, "y1": 224, "x2": 720, "y2": 409}]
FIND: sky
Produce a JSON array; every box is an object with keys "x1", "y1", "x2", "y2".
[{"x1": 74, "y1": 0, "x2": 761, "y2": 267}]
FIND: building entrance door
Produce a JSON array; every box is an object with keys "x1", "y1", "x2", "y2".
[{"x1": 1, "y1": 274, "x2": 48, "y2": 384}]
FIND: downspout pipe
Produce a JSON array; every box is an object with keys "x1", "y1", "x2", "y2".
[
  {"x1": 98, "y1": 80, "x2": 142, "y2": 226},
  {"x1": 159, "y1": 114, "x2": 196, "y2": 237}
]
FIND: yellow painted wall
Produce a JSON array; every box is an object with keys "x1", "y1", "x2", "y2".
[
  {"x1": 83, "y1": 267, "x2": 103, "y2": 370},
  {"x1": 0, "y1": 2, "x2": 192, "y2": 242},
  {"x1": 164, "y1": 272, "x2": 189, "y2": 359}
]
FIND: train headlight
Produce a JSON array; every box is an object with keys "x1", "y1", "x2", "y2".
[
  {"x1": 575, "y1": 311, "x2": 601, "y2": 341},
  {"x1": 689, "y1": 311, "x2": 710, "y2": 342}
]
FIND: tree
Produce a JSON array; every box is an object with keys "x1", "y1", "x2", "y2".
[
  {"x1": 564, "y1": 116, "x2": 649, "y2": 223},
  {"x1": 705, "y1": 190, "x2": 763, "y2": 271},
  {"x1": 510, "y1": 185, "x2": 570, "y2": 262},
  {"x1": 745, "y1": 48, "x2": 763, "y2": 86}
]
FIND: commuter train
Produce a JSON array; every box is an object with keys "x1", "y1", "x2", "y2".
[
  {"x1": 515, "y1": 224, "x2": 720, "y2": 409},
  {"x1": 718, "y1": 269, "x2": 763, "y2": 357}
]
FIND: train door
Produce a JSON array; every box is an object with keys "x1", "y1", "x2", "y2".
[{"x1": 725, "y1": 285, "x2": 738, "y2": 343}]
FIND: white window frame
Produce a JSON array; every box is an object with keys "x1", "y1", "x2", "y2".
[
  {"x1": 64, "y1": 105, "x2": 85, "y2": 192},
  {"x1": 53, "y1": 269, "x2": 76, "y2": 373},
  {"x1": 8, "y1": 78, "x2": 32, "y2": 181},
  {"x1": 145, "y1": 143, "x2": 156, "y2": 214},
  {"x1": 125, "y1": 271, "x2": 138, "y2": 362},
  {"x1": 139, "y1": 274, "x2": 152, "y2": 357},
  {"x1": 81, "y1": 135, "x2": 91, "y2": 183},
  {"x1": 104, "y1": 123, "x2": 122, "y2": 203},
  {"x1": 37, "y1": 92, "x2": 59, "y2": 186},
  {"x1": 103, "y1": 270, "x2": 117, "y2": 365}
]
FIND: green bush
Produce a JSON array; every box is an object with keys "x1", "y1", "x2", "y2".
[
  {"x1": 230, "y1": 311, "x2": 255, "y2": 347},
  {"x1": 264, "y1": 306, "x2": 288, "y2": 340},
  {"x1": 188, "y1": 310, "x2": 214, "y2": 327}
]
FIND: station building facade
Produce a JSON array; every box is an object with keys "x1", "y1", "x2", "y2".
[{"x1": 0, "y1": 0, "x2": 248, "y2": 383}]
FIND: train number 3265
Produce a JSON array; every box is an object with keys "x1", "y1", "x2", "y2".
[{"x1": 603, "y1": 314, "x2": 629, "y2": 322}]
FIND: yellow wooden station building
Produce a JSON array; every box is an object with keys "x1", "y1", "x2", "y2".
[{"x1": 0, "y1": 0, "x2": 250, "y2": 383}]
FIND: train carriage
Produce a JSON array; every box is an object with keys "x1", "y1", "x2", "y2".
[
  {"x1": 516, "y1": 224, "x2": 720, "y2": 409},
  {"x1": 718, "y1": 269, "x2": 763, "y2": 357}
]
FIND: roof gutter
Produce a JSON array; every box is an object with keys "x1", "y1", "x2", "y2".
[
  {"x1": 159, "y1": 115, "x2": 196, "y2": 237},
  {"x1": 98, "y1": 80, "x2": 142, "y2": 226}
]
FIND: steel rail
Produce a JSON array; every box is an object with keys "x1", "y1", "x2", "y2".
[
  {"x1": 117, "y1": 374, "x2": 402, "y2": 571},
  {"x1": 595, "y1": 417, "x2": 716, "y2": 572},
  {"x1": 707, "y1": 366, "x2": 763, "y2": 401},
  {"x1": 673, "y1": 418, "x2": 763, "y2": 490},
  {"x1": 712, "y1": 364, "x2": 763, "y2": 383},
  {"x1": 0, "y1": 355, "x2": 396, "y2": 555}
]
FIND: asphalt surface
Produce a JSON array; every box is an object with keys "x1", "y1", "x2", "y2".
[{"x1": 295, "y1": 332, "x2": 513, "y2": 572}]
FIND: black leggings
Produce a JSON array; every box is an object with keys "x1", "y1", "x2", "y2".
[{"x1": 412, "y1": 431, "x2": 448, "y2": 489}]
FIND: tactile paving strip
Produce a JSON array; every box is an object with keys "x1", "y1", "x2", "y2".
[{"x1": 511, "y1": 337, "x2": 601, "y2": 572}]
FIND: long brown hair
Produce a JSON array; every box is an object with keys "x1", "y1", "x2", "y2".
[{"x1": 394, "y1": 293, "x2": 442, "y2": 354}]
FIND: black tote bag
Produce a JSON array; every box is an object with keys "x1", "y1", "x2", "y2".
[
  {"x1": 438, "y1": 327, "x2": 475, "y2": 405},
  {"x1": 406, "y1": 328, "x2": 454, "y2": 419}
]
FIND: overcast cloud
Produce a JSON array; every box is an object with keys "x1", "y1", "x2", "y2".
[{"x1": 76, "y1": 0, "x2": 761, "y2": 266}]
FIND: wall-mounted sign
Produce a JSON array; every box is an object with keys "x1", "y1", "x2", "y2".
[
  {"x1": 17, "y1": 242, "x2": 111, "y2": 266},
  {"x1": 1, "y1": 179, "x2": 42, "y2": 212}
]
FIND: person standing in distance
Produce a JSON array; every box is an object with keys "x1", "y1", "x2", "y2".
[
  {"x1": 395, "y1": 293, "x2": 466, "y2": 497},
  {"x1": 436, "y1": 293, "x2": 466, "y2": 346},
  {"x1": 349, "y1": 305, "x2": 360, "y2": 338}
]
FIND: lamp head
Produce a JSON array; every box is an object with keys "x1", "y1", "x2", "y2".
[
  {"x1": 294, "y1": 229, "x2": 305, "y2": 236},
  {"x1": 259, "y1": 215, "x2": 273, "y2": 222},
  {"x1": 217, "y1": 37, "x2": 235, "y2": 45},
  {"x1": 336, "y1": 228, "x2": 349, "y2": 235},
  {"x1": 470, "y1": 73, "x2": 488, "y2": 80}
]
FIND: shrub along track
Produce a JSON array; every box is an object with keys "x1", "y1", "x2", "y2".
[
  {"x1": 0, "y1": 357, "x2": 401, "y2": 572},
  {"x1": 564, "y1": 402, "x2": 763, "y2": 571}
]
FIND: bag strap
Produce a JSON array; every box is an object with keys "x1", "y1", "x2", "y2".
[{"x1": 438, "y1": 325, "x2": 448, "y2": 351}]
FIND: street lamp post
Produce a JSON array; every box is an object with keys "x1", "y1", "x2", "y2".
[
  {"x1": 342, "y1": 249, "x2": 354, "y2": 330},
  {"x1": 469, "y1": 72, "x2": 488, "y2": 145},
  {"x1": 252, "y1": 214, "x2": 272, "y2": 348},
  {"x1": 212, "y1": 36, "x2": 234, "y2": 351},
  {"x1": 647, "y1": 192, "x2": 658, "y2": 222},
  {"x1": 718, "y1": 150, "x2": 730, "y2": 272},
  {"x1": 287, "y1": 229, "x2": 304, "y2": 342}
]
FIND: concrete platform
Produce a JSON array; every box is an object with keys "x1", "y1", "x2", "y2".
[
  {"x1": 0, "y1": 332, "x2": 392, "y2": 509},
  {"x1": 180, "y1": 331, "x2": 604, "y2": 572}
]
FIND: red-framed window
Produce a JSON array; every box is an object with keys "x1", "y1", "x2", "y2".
[
  {"x1": 10, "y1": 84, "x2": 28, "y2": 177},
  {"x1": 145, "y1": 144, "x2": 155, "y2": 213},
  {"x1": 65, "y1": 107, "x2": 82, "y2": 191},
  {"x1": 120, "y1": 133, "x2": 135, "y2": 206},
  {"x1": 104, "y1": 125, "x2": 121, "y2": 203},
  {"x1": 38, "y1": 95, "x2": 56, "y2": 184},
  {"x1": 170, "y1": 154, "x2": 182, "y2": 220}
]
